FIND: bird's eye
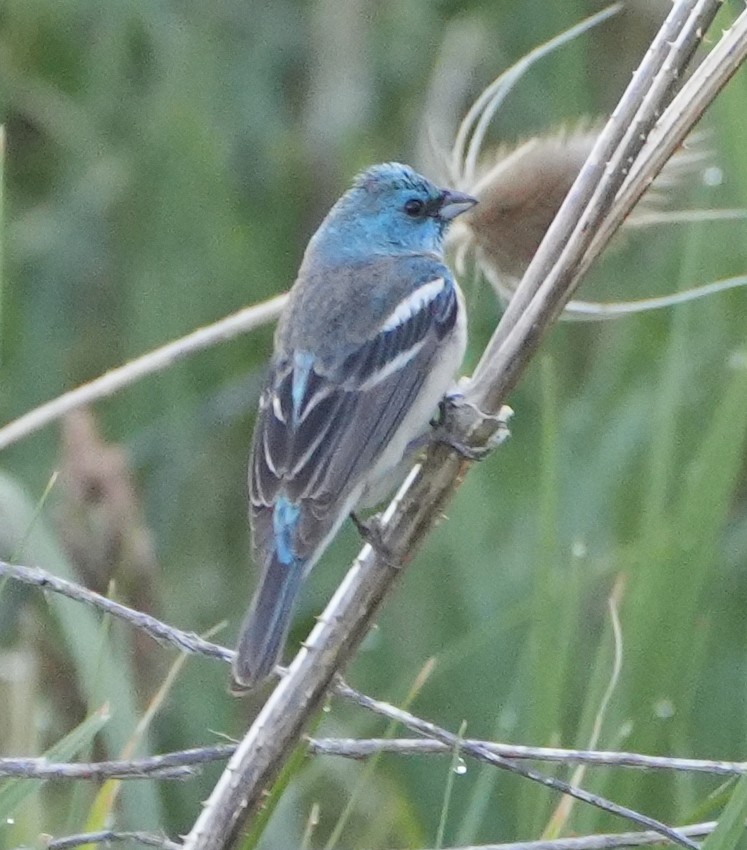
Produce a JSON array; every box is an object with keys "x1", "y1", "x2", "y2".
[{"x1": 404, "y1": 198, "x2": 426, "y2": 218}]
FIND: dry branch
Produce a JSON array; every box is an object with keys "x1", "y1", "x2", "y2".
[
  {"x1": 308, "y1": 738, "x2": 747, "y2": 777},
  {"x1": 0, "y1": 560, "x2": 231, "y2": 662},
  {"x1": 0, "y1": 747, "x2": 234, "y2": 781},
  {"x1": 3, "y1": 736, "x2": 745, "y2": 782}
]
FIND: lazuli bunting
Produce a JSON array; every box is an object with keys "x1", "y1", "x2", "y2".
[{"x1": 232, "y1": 162, "x2": 476, "y2": 689}]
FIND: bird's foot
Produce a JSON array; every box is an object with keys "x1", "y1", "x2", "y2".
[
  {"x1": 350, "y1": 512, "x2": 399, "y2": 567},
  {"x1": 430, "y1": 426, "x2": 493, "y2": 460},
  {"x1": 430, "y1": 393, "x2": 513, "y2": 460}
]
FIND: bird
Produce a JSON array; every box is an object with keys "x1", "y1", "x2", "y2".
[{"x1": 232, "y1": 162, "x2": 477, "y2": 690}]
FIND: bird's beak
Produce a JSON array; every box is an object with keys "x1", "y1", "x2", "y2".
[{"x1": 439, "y1": 189, "x2": 478, "y2": 221}]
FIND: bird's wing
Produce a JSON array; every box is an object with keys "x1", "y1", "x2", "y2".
[{"x1": 249, "y1": 272, "x2": 459, "y2": 564}]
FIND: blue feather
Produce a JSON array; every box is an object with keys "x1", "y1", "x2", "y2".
[{"x1": 273, "y1": 496, "x2": 300, "y2": 566}]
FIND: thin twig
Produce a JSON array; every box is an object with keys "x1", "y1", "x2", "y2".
[
  {"x1": 0, "y1": 560, "x2": 232, "y2": 662},
  {"x1": 2, "y1": 733, "x2": 745, "y2": 782},
  {"x1": 416, "y1": 821, "x2": 719, "y2": 850},
  {"x1": 38, "y1": 820, "x2": 727, "y2": 850},
  {"x1": 0, "y1": 745, "x2": 235, "y2": 781},
  {"x1": 307, "y1": 739, "x2": 747, "y2": 776},
  {"x1": 550, "y1": 274, "x2": 747, "y2": 319},
  {"x1": 0, "y1": 294, "x2": 287, "y2": 452},
  {"x1": 334, "y1": 681, "x2": 697, "y2": 850},
  {"x1": 44, "y1": 830, "x2": 182, "y2": 850},
  {"x1": 626, "y1": 209, "x2": 747, "y2": 227}
]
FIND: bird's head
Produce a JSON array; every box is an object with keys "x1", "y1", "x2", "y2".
[{"x1": 311, "y1": 162, "x2": 477, "y2": 259}]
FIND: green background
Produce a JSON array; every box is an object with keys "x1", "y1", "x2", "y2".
[{"x1": 1, "y1": 1, "x2": 747, "y2": 847}]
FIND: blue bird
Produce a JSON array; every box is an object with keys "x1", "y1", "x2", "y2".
[{"x1": 232, "y1": 162, "x2": 477, "y2": 690}]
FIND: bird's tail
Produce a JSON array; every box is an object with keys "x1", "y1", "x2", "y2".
[{"x1": 231, "y1": 556, "x2": 305, "y2": 691}]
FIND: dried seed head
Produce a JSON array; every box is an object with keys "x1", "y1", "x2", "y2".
[
  {"x1": 458, "y1": 127, "x2": 601, "y2": 281},
  {"x1": 447, "y1": 125, "x2": 711, "y2": 315}
]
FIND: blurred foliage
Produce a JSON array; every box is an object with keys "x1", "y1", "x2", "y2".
[{"x1": 1, "y1": 1, "x2": 747, "y2": 848}]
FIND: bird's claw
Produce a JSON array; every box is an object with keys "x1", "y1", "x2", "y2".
[
  {"x1": 431, "y1": 393, "x2": 513, "y2": 460},
  {"x1": 350, "y1": 512, "x2": 399, "y2": 567},
  {"x1": 430, "y1": 429, "x2": 494, "y2": 460}
]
